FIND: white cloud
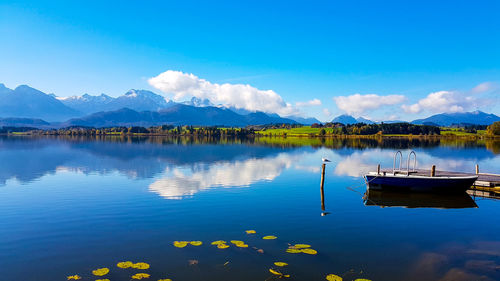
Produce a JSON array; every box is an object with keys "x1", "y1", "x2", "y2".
[
  {"x1": 402, "y1": 90, "x2": 474, "y2": 114},
  {"x1": 471, "y1": 82, "x2": 497, "y2": 94},
  {"x1": 148, "y1": 70, "x2": 298, "y2": 116},
  {"x1": 333, "y1": 94, "x2": 406, "y2": 116},
  {"x1": 402, "y1": 82, "x2": 498, "y2": 115},
  {"x1": 296, "y1": 99, "x2": 322, "y2": 107}
]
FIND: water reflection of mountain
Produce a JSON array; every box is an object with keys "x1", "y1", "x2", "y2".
[
  {"x1": 0, "y1": 136, "x2": 302, "y2": 185},
  {"x1": 257, "y1": 137, "x2": 500, "y2": 156},
  {"x1": 1, "y1": 136, "x2": 498, "y2": 188}
]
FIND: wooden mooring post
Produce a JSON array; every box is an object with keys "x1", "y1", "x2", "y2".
[
  {"x1": 431, "y1": 165, "x2": 436, "y2": 177},
  {"x1": 320, "y1": 163, "x2": 326, "y2": 211},
  {"x1": 476, "y1": 164, "x2": 479, "y2": 175}
]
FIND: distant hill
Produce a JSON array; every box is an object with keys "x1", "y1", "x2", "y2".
[
  {"x1": 332, "y1": 114, "x2": 357, "y2": 125},
  {"x1": 285, "y1": 116, "x2": 321, "y2": 125},
  {"x1": 356, "y1": 117, "x2": 375, "y2": 124},
  {"x1": 380, "y1": 120, "x2": 408, "y2": 124},
  {"x1": 331, "y1": 114, "x2": 374, "y2": 125},
  {"x1": 0, "y1": 117, "x2": 50, "y2": 127},
  {"x1": 63, "y1": 105, "x2": 298, "y2": 127},
  {"x1": 412, "y1": 111, "x2": 500, "y2": 126},
  {"x1": 0, "y1": 84, "x2": 80, "y2": 121}
]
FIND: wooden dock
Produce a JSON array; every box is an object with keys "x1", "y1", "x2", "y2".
[
  {"x1": 379, "y1": 169, "x2": 500, "y2": 188},
  {"x1": 467, "y1": 188, "x2": 500, "y2": 200}
]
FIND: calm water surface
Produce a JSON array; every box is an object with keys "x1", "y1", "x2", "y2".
[{"x1": 1, "y1": 136, "x2": 499, "y2": 281}]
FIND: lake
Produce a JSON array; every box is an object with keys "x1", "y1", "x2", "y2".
[{"x1": 1, "y1": 136, "x2": 499, "y2": 281}]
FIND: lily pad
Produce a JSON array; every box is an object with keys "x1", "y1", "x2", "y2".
[
  {"x1": 294, "y1": 244, "x2": 311, "y2": 249},
  {"x1": 67, "y1": 275, "x2": 81, "y2": 280},
  {"x1": 92, "y1": 268, "x2": 109, "y2": 276},
  {"x1": 117, "y1": 261, "x2": 133, "y2": 268},
  {"x1": 158, "y1": 279, "x2": 172, "y2": 281},
  {"x1": 211, "y1": 240, "x2": 227, "y2": 245},
  {"x1": 96, "y1": 279, "x2": 110, "y2": 281},
  {"x1": 269, "y1": 268, "x2": 282, "y2": 276},
  {"x1": 285, "y1": 248, "x2": 302, "y2": 254},
  {"x1": 262, "y1": 235, "x2": 277, "y2": 240},
  {"x1": 131, "y1": 273, "x2": 150, "y2": 279},
  {"x1": 190, "y1": 241, "x2": 203, "y2": 246},
  {"x1": 326, "y1": 274, "x2": 342, "y2": 281},
  {"x1": 132, "y1": 262, "x2": 150, "y2": 270},
  {"x1": 173, "y1": 241, "x2": 189, "y2": 248},
  {"x1": 269, "y1": 268, "x2": 290, "y2": 278},
  {"x1": 245, "y1": 230, "x2": 256, "y2": 234},
  {"x1": 217, "y1": 244, "x2": 230, "y2": 249},
  {"x1": 274, "y1": 262, "x2": 288, "y2": 267},
  {"x1": 300, "y1": 248, "x2": 318, "y2": 255}
]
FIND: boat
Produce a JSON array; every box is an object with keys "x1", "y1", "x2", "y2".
[{"x1": 364, "y1": 151, "x2": 478, "y2": 193}]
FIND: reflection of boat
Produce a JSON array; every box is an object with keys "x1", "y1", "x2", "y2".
[
  {"x1": 364, "y1": 151, "x2": 478, "y2": 193},
  {"x1": 363, "y1": 190, "x2": 478, "y2": 209}
]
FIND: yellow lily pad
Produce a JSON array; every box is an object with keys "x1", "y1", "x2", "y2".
[
  {"x1": 92, "y1": 268, "x2": 109, "y2": 276},
  {"x1": 326, "y1": 274, "x2": 342, "y2": 281},
  {"x1": 131, "y1": 273, "x2": 151, "y2": 279},
  {"x1": 262, "y1": 235, "x2": 277, "y2": 240},
  {"x1": 269, "y1": 268, "x2": 282, "y2": 276},
  {"x1": 274, "y1": 262, "x2": 288, "y2": 267},
  {"x1": 245, "y1": 230, "x2": 256, "y2": 234},
  {"x1": 230, "y1": 240, "x2": 245, "y2": 245},
  {"x1": 173, "y1": 241, "x2": 189, "y2": 248},
  {"x1": 354, "y1": 279, "x2": 371, "y2": 281},
  {"x1": 235, "y1": 243, "x2": 249, "y2": 248},
  {"x1": 117, "y1": 261, "x2": 133, "y2": 268},
  {"x1": 285, "y1": 248, "x2": 302, "y2": 254},
  {"x1": 158, "y1": 279, "x2": 172, "y2": 281},
  {"x1": 190, "y1": 241, "x2": 203, "y2": 246},
  {"x1": 211, "y1": 240, "x2": 226, "y2": 245},
  {"x1": 294, "y1": 244, "x2": 311, "y2": 249},
  {"x1": 132, "y1": 262, "x2": 150, "y2": 270},
  {"x1": 217, "y1": 243, "x2": 230, "y2": 249},
  {"x1": 96, "y1": 279, "x2": 110, "y2": 281},
  {"x1": 301, "y1": 248, "x2": 318, "y2": 255},
  {"x1": 67, "y1": 275, "x2": 81, "y2": 280}
]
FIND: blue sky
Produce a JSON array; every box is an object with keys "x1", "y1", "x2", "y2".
[{"x1": 0, "y1": 0, "x2": 499, "y2": 121}]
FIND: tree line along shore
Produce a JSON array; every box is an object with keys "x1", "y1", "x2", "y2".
[{"x1": 1, "y1": 122, "x2": 500, "y2": 138}]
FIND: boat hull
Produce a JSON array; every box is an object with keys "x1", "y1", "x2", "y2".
[{"x1": 365, "y1": 174, "x2": 478, "y2": 193}]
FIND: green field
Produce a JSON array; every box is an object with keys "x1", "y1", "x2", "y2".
[
  {"x1": 258, "y1": 126, "x2": 334, "y2": 136},
  {"x1": 256, "y1": 126, "x2": 487, "y2": 137}
]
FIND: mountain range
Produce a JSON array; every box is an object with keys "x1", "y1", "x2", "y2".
[
  {"x1": 64, "y1": 105, "x2": 298, "y2": 127},
  {"x1": 0, "y1": 83, "x2": 498, "y2": 128},
  {"x1": 411, "y1": 111, "x2": 500, "y2": 126},
  {"x1": 331, "y1": 114, "x2": 375, "y2": 125},
  {"x1": 0, "y1": 84, "x2": 302, "y2": 127},
  {"x1": 330, "y1": 111, "x2": 500, "y2": 126}
]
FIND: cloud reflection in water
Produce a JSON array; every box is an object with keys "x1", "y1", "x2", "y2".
[{"x1": 149, "y1": 153, "x2": 296, "y2": 199}]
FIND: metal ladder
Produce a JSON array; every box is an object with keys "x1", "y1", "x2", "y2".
[{"x1": 393, "y1": 150, "x2": 417, "y2": 175}]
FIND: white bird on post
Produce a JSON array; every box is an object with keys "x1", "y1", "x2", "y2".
[{"x1": 322, "y1": 157, "x2": 331, "y2": 163}]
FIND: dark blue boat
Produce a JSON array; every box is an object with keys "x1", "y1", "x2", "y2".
[
  {"x1": 364, "y1": 151, "x2": 478, "y2": 193},
  {"x1": 365, "y1": 172, "x2": 478, "y2": 193}
]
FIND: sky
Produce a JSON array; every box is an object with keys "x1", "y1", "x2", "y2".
[{"x1": 0, "y1": 0, "x2": 499, "y2": 121}]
